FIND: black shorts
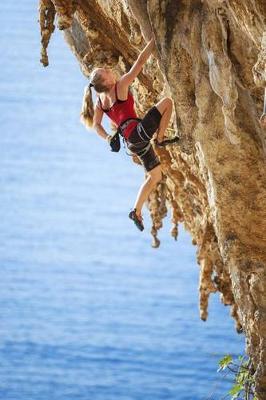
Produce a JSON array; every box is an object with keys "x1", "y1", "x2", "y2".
[{"x1": 126, "y1": 106, "x2": 162, "y2": 172}]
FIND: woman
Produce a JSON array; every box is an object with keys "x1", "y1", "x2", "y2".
[{"x1": 80, "y1": 38, "x2": 179, "y2": 231}]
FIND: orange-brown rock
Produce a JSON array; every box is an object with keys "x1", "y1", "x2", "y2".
[{"x1": 39, "y1": 1, "x2": 266, "y2": 397}]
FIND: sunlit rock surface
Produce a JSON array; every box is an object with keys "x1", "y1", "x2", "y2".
[{"x1": 38, "y1": 1, "x2": 266, "y2": 397}]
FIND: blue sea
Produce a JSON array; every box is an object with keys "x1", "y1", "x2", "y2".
[{"x1": 0, "y1": 2, "x2": 244, "y2": 399}]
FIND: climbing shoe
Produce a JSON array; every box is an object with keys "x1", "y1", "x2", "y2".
[
  {"x1": 154, "y1": 135, "x2": 181, "y2": 147},
  {"x1": 128, "y1": 208, "x2": 144, "y2": 231}
]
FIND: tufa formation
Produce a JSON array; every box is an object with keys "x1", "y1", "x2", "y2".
[{"x1": 38, "y1": 1, "x2": 266, "y2": 398}]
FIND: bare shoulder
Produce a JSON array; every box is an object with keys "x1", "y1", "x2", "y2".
[{"x1": 116, "y1": 78, "x2": 130, "y2": 100}]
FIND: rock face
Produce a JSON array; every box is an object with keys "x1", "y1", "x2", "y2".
[{"x1": 38, "y1": 1, "x2": 266, "y2": 397}]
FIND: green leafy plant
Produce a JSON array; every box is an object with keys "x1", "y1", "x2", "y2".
[{"x1": 217, "y1": 354, "x2": 258, "y2": 400}]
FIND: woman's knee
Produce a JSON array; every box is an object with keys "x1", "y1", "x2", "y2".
[{"x1": 155, "y1": 97, "x2": 173, "y2": 115}]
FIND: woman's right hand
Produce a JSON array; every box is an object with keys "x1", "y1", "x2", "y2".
[{"x1": 106, "y1": 134, "x2": 112, "y2": 144}]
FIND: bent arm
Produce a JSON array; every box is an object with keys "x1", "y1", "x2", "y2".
[
  {"x1": 92, "y1": 104, "x2": 111, "y2": 141},
  {"x1": 119, "y1": 38, "x2": 155, "y2": 87},
  {"x1": 93, "y1": 123, "x2": 111, "y2": 141}
]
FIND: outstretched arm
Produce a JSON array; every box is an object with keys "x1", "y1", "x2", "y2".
[{"x1": 119, "y1": 38, "x2": 155, "y2": 87}]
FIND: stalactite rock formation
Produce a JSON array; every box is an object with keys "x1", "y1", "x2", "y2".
[{"x1": 38, "y1": 1, "x2": 266, "y2": 397}]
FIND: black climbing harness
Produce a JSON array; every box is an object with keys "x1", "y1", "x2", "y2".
[
  {"x1": 109, "y1": 118, "x2": 181, "y2": 156},
  {"x1": 119, "y1": 118, "x2": 141, "y2": 157},
  {"x1": 111, "y1": 117, "x2": 152, "y2": 158}
]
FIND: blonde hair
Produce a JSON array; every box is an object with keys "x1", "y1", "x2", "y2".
[{"x1": 80, "y1": 68, "x2": 111, "y2": 128}]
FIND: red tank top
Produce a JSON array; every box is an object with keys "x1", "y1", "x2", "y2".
[{"x1": 96, "y1": 81, "x2": 139, "y2": 139}]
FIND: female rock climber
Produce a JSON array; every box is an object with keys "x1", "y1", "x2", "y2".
[{"x1": 80, "y1": 37, "x2": 179, "y2": 231}]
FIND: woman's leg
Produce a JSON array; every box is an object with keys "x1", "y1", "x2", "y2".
[
  {"x1": 154, "y1": 97, "x2": 173, "y2": 143},
  {"x1": 127, "y1": 101, "x2": 169, "y2": 220},
  {"x1": 133, "y1": 164, "x2": 162, "y2": 218}
]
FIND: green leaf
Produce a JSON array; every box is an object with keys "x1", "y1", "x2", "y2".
[
  {"x1": 229, "y1": 383, "x2": 242, "y2": 396},
  {"x1": 236, "y1": 370, "x2": 249, "y2": 384},
  {"x1": 218, "y1": 355, "x2": 233, "y2": 371}
]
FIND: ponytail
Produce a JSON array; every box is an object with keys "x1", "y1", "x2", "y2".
[
  {"x1": 80, "y1": 68, "x2": 112, "y2": 129},
  {"x1": 80, "y1": 85, "x2": 94, "y2": 128}
]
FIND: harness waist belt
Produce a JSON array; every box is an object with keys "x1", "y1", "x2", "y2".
[{"x1": 118, "y1": 118, "x2": 141, "y2": 137}]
